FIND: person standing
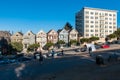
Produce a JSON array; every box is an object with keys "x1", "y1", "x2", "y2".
[{"x1": 61, "y1": 49, "x2": 64, "y2": 56}]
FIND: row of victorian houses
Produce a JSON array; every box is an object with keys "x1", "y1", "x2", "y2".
[{"x1": 0, "y1": 28, "x2": 79, "y2": 51}]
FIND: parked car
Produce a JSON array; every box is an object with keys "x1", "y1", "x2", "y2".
[
  {"x1": 101, "y1": 44, "x2": 110, "y2": 48},
  {"x1": 75, "y1": 48, "x2": 81, "y2": 52}
]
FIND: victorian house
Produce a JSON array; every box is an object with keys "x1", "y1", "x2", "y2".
[
  {"x1": 69, "y1": 29, "x2": 78, "y2": 41},
  {"x1": 22, "y1": 31, "x2": 36, "y2": 49},
  {"x1": 36, "y1": 30, "x2": 47, "y2": 48},
  {"x1": 58, "y1": 29, "x2": 69, "y2": 44},
  {"x1": 11, "y1": 32, "x2": 23, "y2": 43},
  {"x1": 0, "y1": 31, "x2": 11, "y2": 55},
  {"x1": 0, "y1": 31, "x2": 11, "y2": 43},
  {"x1": 47, "y1": 29, "x2": 58, "y2": 44}
]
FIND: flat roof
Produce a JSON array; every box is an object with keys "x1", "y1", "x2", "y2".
[{"x1": 83, "y1": 7, "x2": 118, "y2": 12}]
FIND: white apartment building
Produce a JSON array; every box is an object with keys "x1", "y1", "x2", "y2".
[{"x1": 76, "y1": 7, "x2": 117, "y2": 38}]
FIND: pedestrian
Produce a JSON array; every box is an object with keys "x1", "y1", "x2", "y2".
[
  {"x1": 51, "y1": 49, "x2": 55, "y2": 58},
  {"x1": 39, "y1": 51, "x2": 44, "y2": 64},
  {"x1": 88, "y1": 47, "x2": 92, "y2": 56},
  {"x1": 61, "y1": 49, "x2": 64, "y2": 56}
]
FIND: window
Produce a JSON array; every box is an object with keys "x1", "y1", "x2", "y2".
[
  {"x1": 95, "y1": 21, "x2": 98, "y2": 24},
  {"x1": 86, "y1": 11, "x2": 89, "y2": 14},
  {"x1": 109, "y1": 22, "x2": 112, "y2": 25},
  {"x1": 95, "y1": 30, "x2": 98, "y2": 32},
  {"x1": 86, "y1": 34, "x2": 89, "y2": 36},
  {"x1": 105, "y1": 22, "x2": 108, "y2": 24},
  {"x1": 95, "y1": 34, "x2": 98, "y2": 36},
  {"x1": 91, "y1": 25, "x2": 94, "y2": 28},
  {"x1": 113, "y1": 14, "x2": 116, "y2": 16},
  {"x1": 91, "y1": 34, "x2": 94, "y2": 36},
  {"x1": 91, "y1": 21, "x2": 94, "y2": 23},
  {"x1": 86, "y1": 16, "x2": 89, "y2": 19},
  {"x1": 105, "y1": 30, "x2": 108, "y2": 32},
  {"x1": 109, "y1": 14, "x2": 112, "y2": 16},
  {"x1": 95, "y1": 17, "x2": 98, "y2": 19},
  {"x1": 105, "y1": 18, "x2": 108, "y2": 20},
  {"x1": 109, "y1": 26, "x2": 112, "y2": 28},
  {"x1": 105, "y1": 13, "x2": 108, "y2": 16},
  {"x1": 109, "y1": 30, "x2": 112, "y2": 32},
  {"x1": 86, "y1": 20, "x2": 89, "y2": 23},
  {"x1": 86, "y1": 25, "x2": 89, "y2": 28},
  {"x1": 90, "y1": 12, "x2": 94, "y2": 15},
  {"x1": 95, "y1": 12, "x2": 98, "y2": 15},
  {"x1": 86, "y1": 29, "x2": 89, "y2": 32},
  {"x1": 91, "y1": 30, "x2": 94, "y2": 32},
  {"x1": 91, "y1": 16, "x2": 94, "y2": 19},
  {"x1": 109, "y1": 18, "x2": 112, "y2": 20}
]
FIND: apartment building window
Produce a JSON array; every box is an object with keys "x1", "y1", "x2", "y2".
[
  {"x1": 91, "y1": 34, "x2": 94, "y2": 36},
  {"x1": 86, "y1": 11, "x2": 89, "y2": 14},
  {"x1": 90, "y1": 12, "x2": 94, "y2": 15},
  {"x1": 113, "y1": 14, "x2": 116, "y2": 16},
  {"x1": 86, "y1": 16, "x2": 89, "y2": 19},
  {"x1": 109, "y1": 14, "x2": 112, "y2": 16},
  {"x1": 95, "y1": 25, "x2": 98, "y2": 28},
  {"x1": 91, "y1": 21, "x2": 94, "y2": 23},
  {"x1": 91, "y1": 16, "x2": 94, "y2": 19},
  {"x1": 105, "y1": 22, "x2": 108, "y2": 24},
  {"x1": 95, "y1": 30, "x2": 98, "y2": 32},
  {"x1": 95, "y1": 21, "x2": 98, "y2": 24},
  {"x1": 95, "y1": 17, "x2": 98, "y2": 19},
  {"x1": 105, "y1": 13, "x2": 108, "y2": 16},
  {"x1": 109, "y1": 30, "x2": 112, "y2": 32},
  {"x1": 86, "y1": 34, "x2": 89, "y2": 36},
  {"x1": 109, "y1": 26, "x2": 112, "y2": 28},
  {"x1": 109, "y1": 22, "x2": 112, "y2": 25},
  {"x1": 95, "y1": 12, "x2": 98, "y2": 15},
  {"x1": 86, "y1": 20, "x2": 89, "y2": 23},
  {"x1": 95, "y1": 34, "x2": 98, "y2": 36},
  {"x1": 86, "y1": 29, "x2": 89, "y2": 32},
  {"x1": 91, "y1": 30, "x2": 94, "y2": 32},
  {"x1": 109, "y1": 18, "x2": 112, "y2": 20},
  {"x1": 91, "y1": 25, "x2": 94, "y2": 28},
  {"x1": 86, "y1": 25, "x2": 89, "y2": 28},
  {"x1": 105, "y1": 26, "x2": 108, "y2": 28},
  {"x1": 105, "y1": 18, "x2": 108, "y2": 20},
  {"x1": 113, "y1": 22, "x2": 116, "y2": 25},
  {"x1": 113, "y1": 26, "x2": 116, "y2": 28},
  {"x1": 105, "y1": 30, "x2": 108, "y2": 32}
]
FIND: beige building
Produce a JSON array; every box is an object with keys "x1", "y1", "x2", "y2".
[
  {"x1": 47, "y1": 29, "x2": 58, "y2": 44},
  {"x1": 0, "y1": 31, "x2": 11, "y2": 43},
  {"x1": 11, "y1": 32, "x2": 23, "y2": 43},
  {"x1": 22, "y1": 31, "x2": 36, "y2": 49},
  {"x1": 76, "y1": 7, "x2": 117, "y2": 38},
  {"x1": 36, "y1": 30, "x2": 47, "y2": 48},
  {"x1": 69, "y1": 29, "x2": 78, "y2": 41}
]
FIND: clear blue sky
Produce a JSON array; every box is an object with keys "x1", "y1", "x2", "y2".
[{"x1": 0, "y1": 0, "x2": 119, "y2": 34}]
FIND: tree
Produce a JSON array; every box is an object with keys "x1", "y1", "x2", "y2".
[
  {"x1": 44, "y1": 42, "x2": 54, "y2": 50},
  {"x1": 107, "y1": 34, "x2": 116, "y2": 40},
  {"x1": 64, "y1": 22, "x2": 73, "y2": 31},
  {"x1": 89, "y1": 36, "x2": 99, "y2": 42},
  {"x1": 113, "y1": 28, "x2": 120, "y2": 39},
  {"x1": 80, "y1": 38, "x2": 89, "y2": 44},
  {"x1": 70, "y1": 40, "x2": 77, "y2": 45},
  {"x1": 10, "y1": 42, "x2": 23, "y2": 52},
  {"x1": 57, "y1": 40, "x2": 65, "y2": 45},
  {"x1": 27, "y1": 43, "x2": 40, "y2": 52}
]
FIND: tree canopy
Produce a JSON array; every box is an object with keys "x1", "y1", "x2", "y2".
[
  {"x1": 64, "y1": 22, "x2": 73, "y2": 31},
  {"x1": 27, "y1": 43, "x2": 40, "y2": 52},
  {"x1": 10, "y1": 42, "x2": 23, "y2": 52}
]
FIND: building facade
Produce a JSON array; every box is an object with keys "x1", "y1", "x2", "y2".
[
  {"x1": 11, "y1": 32, "x2": 23, "y2": 43},
  {"x1": 47, "y1": 29, "x2": 58, "y2": 44},
  {"x1": 0, "y1": 31, "x2": 11, "y2": 43},
  {"x1": 69, "y1": 29, "x2": 78, "y2": 41},
  {"x1": 76, "y1": 7, "x2": 117, "y2": 38},
  {"x1": 22, "y1": 31, "x2": 36, "y2": 49},
  {"x1": 36, "y1": 30, "x2": 47, "y2": 48},
  {"x1": 58, "y1": 29, "x2": 69, "y2": 44}
]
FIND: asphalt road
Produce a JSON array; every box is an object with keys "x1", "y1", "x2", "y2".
[{"x1": 0, "y1": 44, "x2": 120, "y2": 80}]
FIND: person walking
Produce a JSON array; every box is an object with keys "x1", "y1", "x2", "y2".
[{"x1": 61, "y1": 49, "x2": 64, "y2": 56}]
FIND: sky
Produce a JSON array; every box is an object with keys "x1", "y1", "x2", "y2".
[{"x1": 0, "y1": 0, "x2": 120, "y2": 34}]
